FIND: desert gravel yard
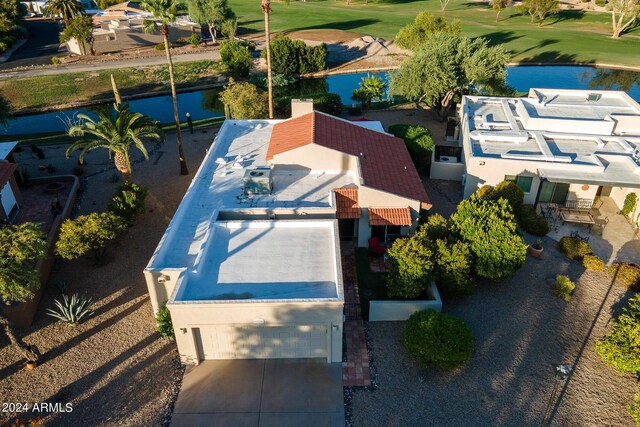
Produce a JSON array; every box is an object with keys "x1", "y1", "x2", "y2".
[
  {"x1": 351, "y1": 238, "x2": 638, "y2": 426},
  {"x1": 0, "y1": 128, "x2": 215, "y2": 426}
]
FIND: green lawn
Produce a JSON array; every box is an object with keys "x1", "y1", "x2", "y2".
[
  {"x1": 230, "y1": 0, "x2": 640, "y2": 67},
  {"x1": 0, "y1": 60, "x2": 222, "y2": 111}
]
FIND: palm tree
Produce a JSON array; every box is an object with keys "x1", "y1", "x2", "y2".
[
  {"x1": 142, "y1": 0, "x2": 189, "y2": 175},
  {"x1": 67, "y1": 103, "x2": 164, "y2": 183},
  {"x1": 261, "y1": 0, "x2": 274, "y2": 119},
  {"x1": 43, "y1": 0, "x2": 84, "y2": 26}
]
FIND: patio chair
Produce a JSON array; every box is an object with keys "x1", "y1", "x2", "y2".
[
  {"x1": 368, "y1": 237, "x2": 386, "y2": 256},
  {"x1": 593, "y1": 216, "x2": 609, "y2": 235}
]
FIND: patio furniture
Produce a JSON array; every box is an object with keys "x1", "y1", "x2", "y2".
[
  {"x1": 560, "y1": 209, "x2": 595, "y2": 230},
  {"x1": 592, "y1": 216, "x2": 609, "y2": 235},
  {"x1": 570, "y1": 230, "x2": 590, "y2": 243},
  {"x1": 368, "y1": 237, "x2": 386, "y2": 256}
]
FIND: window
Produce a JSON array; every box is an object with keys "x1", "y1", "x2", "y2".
[{"x1": 505, "y1": 175, "x2": 533, "y2": 193}]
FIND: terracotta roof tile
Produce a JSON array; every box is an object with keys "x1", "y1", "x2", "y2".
[
  {"x1": 268, "y1": 112, "x2": 431, "y2": 206},
  {"x1": 0, "y1": 160, "x2": 17, "y2": 189},
  {"x1": 334, "y1": 188, "x2": 360, "y2": 219},
  {"x1": 368, "y1": 207, "x2": 412, "y2": 226}
]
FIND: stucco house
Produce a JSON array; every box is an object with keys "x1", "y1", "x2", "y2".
[
  {"x1": 432, "y1": 88, "x2": 640, "y2": 218},
  {"x1": 145, "y1": 101, "x2": 431, "y2": 364},
  {"x1": 0, "y1": 142, "x2": 22, "y2": 223}
]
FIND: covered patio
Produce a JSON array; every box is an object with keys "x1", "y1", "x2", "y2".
[{"x1": 542, "y1": 197, "x2": 639, "y2": 264}]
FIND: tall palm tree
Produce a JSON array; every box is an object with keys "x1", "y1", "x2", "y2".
[
  {"x1": 261, "y1": 0, "x2": 274, "y2": 119},
  {"x1": 43, "y1": 0, "x2": 84, "y2": 26},
  {"x1": 142, "y1": 0, "x2": 189, "y2": 175},
  {"x1": 67, "y1": 103, "x2": 164, "y2": 183}
]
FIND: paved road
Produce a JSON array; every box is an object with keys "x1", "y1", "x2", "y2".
[
  {"x1": 0, "y1": 18, "x2": 63, "y2": 70},
  {"x1": 0, "y1": 51, "x2": 221, "y2": 79}
]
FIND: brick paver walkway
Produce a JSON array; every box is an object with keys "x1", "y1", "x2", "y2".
[{"x1": 341, "y1": 242, "x2": 372, "y2": 387}]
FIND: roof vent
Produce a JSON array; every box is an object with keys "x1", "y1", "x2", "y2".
[
  {"x1": 587, "y1": 93, "x2": 601, "y2": 102},
  {"x1": 243, "y1": 166, "x2": 272, "y2": 195}
]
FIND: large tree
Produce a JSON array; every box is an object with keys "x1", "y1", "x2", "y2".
[
  {"x1": 187, "y1": 0, "x2": 234, "y2": 44},
  {"x1": 519, "y1": 0, "x2": 559, "y2": 26},
  {"x1": 219, "y1": 82, "x2": 268, "y2": 119},
  {"x1": 390, "y1": 32, "x2": 510, "y2": 121},
  {"x1": 0, "y1": 223, "x2": 48, "y2": 363},
  {"x1": 142, "y1": 0, "x2": 189, "y2": 175},
  {"x1": 67, "y1": 103, "x2": 164, "y2": 182},
  {"x1": 395, "y1": 12, "x2": 460, "y2": 50},
  {"x1": 43, "y1": 0, "x2": 85, "y2": 26},
  {"x1": 261, "y1": 0, "x2": 273, "y2": 119},
  {"x1": 608, "y1": 0, "x2": 640, "y2": 38},
  {"x1": 0, "y1": 0, "x2": 22, "y2": 32},
  {"x1": 491, "y1": 0, "x2": 512, "y2": 21},
  {"x1": 59, "y1": 14, "x2": 94, "y2": 55}
]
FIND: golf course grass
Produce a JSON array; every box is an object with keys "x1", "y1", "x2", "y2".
[{"x1": 230, "y1": 0, "x2": 640, "y2": 67}]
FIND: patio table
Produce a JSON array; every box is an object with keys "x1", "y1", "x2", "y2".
[{"x1": 560, "y1": 210, "x2": 595, "y2": 227}]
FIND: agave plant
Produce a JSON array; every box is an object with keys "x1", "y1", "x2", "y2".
[
  {"x1": 55, "y1": 280, "x2": 70, "y2": 294},
  {"x1": 47, "y1": 293, "x2": 95, "y2": 325}
]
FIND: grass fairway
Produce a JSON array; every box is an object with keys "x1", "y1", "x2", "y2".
[
  {"x1": 230, "y1": 0, "x2": 640, "y2": 67},
  {"x1": 0, "y1": 61, "x2": 222, "y2": 111}
]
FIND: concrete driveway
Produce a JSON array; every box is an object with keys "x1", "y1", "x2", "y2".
[{"x1": 171, "y1": 359, "x2": 345, "y2": 427}]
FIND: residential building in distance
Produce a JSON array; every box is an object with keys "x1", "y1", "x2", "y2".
[
  {"x1": 144, "y1": 100, "x2": 431, "y2": 364},
  {"x1": 438, "y1": 88, "x2": 640, "y2": 214}
]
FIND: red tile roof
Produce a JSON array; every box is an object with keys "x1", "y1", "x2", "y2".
[
  {"x1": 0, "y1": 160, "x2": 17, "y2": 189},
  {"x1": 268, "y1": 112, "x2": 431, "y2": 206},
  {"x1": 334, "y1": 188, "x2": 360, "y2": 219},
  {"x1": 368, "y1": 207, "x2": 412, "y2": 226}
]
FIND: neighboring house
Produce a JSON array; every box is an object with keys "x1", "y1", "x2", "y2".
[
  {"x1": 91, "y1": 1, "x2": 149, "y2": 24},
  {"x1": 24, "y1": 0, "x2": 98, "y2": 14},
  {"x1": 0, "y1": 142, "x2": 22, "y2": 224},
  {"x1": 438, "y1": 88, "x2": 640, "y2": 216},
  {"x1": 67, "y1": 18, "x2": 199, "y2": 55},
  {"x1": 145, "y1": 100, "x2": 431, "y2": 365}
]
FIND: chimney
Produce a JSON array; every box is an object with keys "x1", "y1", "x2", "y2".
[{"x1": 291, "y1": 99, "x2": 314, "y2": 118}]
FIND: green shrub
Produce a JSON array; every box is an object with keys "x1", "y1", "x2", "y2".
[
  {"x1": 449, "y1": 196, "x2": 527, "y2": 280},
  {"x1": 0, "y1": 42, "x2": 7, "y2": 54},
  {"x1": 595, "y1": 0, "x2": 607, "y2": 6},
  {"x1": 56, "y1": 212, "x2": 127, "y2": 262},
  {"x1": 187, "y1": 33, "x2": 202, "y2": 47},
  {"x1": 267, "y1": 36, "x2": 298, "y2": 76},
  {"x1": 156, "y1": 304, "x2": 175, "y2": 339},
  {"x1": 581, "y1": 255, "x2": 604, "y2": 272},
  {"x1": 622, "y1": 192, "x2": 637, "y2": 217},
  {"x1": 220, "y1": 40, "x2": 253, "y2": 77},
  {"x1": 629, "y1": 391, "x2": 640, "y2": 427},
  {"x1": 554, "y1": 275, "x2": 575, "y2": 302},
  {"x1": 517, "y1": 205, "x2": 549, "y2": 236},
  {"x1": 262, "y1": 37, "x2": 326, "y2": 76},
  {"x1": 475, "y1": 185, "x2": 493, "y2": 199},
  {"x1": 491, "y1": 181, "x2": 524, "y2": 213},
  {"x1": 108, "y1": 182, "x2": 148, "y2": 225},
  {"x1": 46, "y1": 293, "x2": 95, "y2": 325},
  {"x1": 557, "y1": 236, "x2": 593, "y2": 261},
  {"x1": 219, "y1": 82, "x2": 268, "y2": 119},
  {"x1": 388, "y1": 124, "x2": 434, "y2": 169},
  {"x1": 433, "y1": 239, "x2": 474, "y2": 297},
  {"x1": 609, "y1": 263, "x2": 640, "y2": 290},
  {"x1": 155, "y1": 42, "x2": 172, "y2": 51},
  {"x1": 403, "y1": 309, "x2": 473, "y2": 371},
  {"x1": 596, "y1": 294, "x2": 640, "y2": 375},
  {"x1": 386, "y1": 228, "x2": 435, "y2": 299},
  {"x1": 51, "y1": 56, "x2": 61, "y2": 64},
  {"x1": 422, "y1": 214, "x2": 449, "y2": 240},
  {"x1": 274, "y1": 92, "x2": 342, "y2": 118}
]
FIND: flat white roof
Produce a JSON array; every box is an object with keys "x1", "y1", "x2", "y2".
[
  {"x1": 462, "y1": 89, "x2": 640, "y2": 185},
  {"x1": 172, "y1": 220, "x2": 341, "y2": 302},
  {"x1": 147, "y1": 120, "x2": 358, "y2": 269}
]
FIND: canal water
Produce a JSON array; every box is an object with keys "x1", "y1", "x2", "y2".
[{"x1": 4, "y1": 65, "x2": 640, "y2": 136}]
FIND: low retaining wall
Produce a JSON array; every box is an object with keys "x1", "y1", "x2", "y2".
[
  {"x1": 369, "y1": 282, "x2": 442, "y2": 322},
  {"x1": 4, "y1": 175, "x2": 79, "y2": 328}
]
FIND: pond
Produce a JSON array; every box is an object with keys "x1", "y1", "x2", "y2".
[{"x1": 4, "y1": 65, "x2": 640, "y2": 136}]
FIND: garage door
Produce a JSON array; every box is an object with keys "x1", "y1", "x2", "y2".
[{"x1": 194, "y1": 325, "x2": 328, "y2": 360}]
